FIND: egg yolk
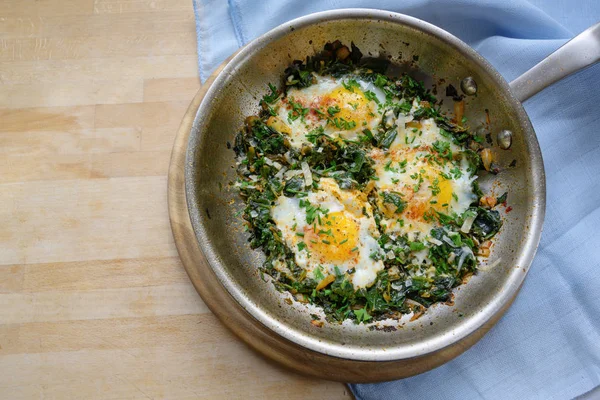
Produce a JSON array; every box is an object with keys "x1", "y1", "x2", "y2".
[
  {"x1": 394, "y1": 167, "x2": 455, "y2": 222},
  {"x1": 305, "y1": 211, "x2": 359, "y2": 263},
  {"x1": 435, "y1": 179, "x2": 453, "y2": 208},
  {"x1": 320, "y1": 87, "x2": 373, "y2": 128}
]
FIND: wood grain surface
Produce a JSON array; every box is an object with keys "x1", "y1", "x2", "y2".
[{"x1": 0, "y1": 1, "x2": 351, "y2": 398}]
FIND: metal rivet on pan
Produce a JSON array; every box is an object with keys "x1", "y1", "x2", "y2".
[
  {"x1": 461, "y1": 77, "x2": 478, "y2": 96},
  {"x1": 497, "y1": 129, "x2": 513, "y2": 150}
]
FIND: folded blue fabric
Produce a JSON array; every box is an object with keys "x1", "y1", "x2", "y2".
[{"x1": 193, "y1": 1, "x2": 600, "y2": 398}]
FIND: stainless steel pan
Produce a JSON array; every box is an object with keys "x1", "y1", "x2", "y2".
[{"x1": 183, "y1": 9, "x2": 600, "y2": 382}]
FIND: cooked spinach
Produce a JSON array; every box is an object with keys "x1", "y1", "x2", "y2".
[
  {"x1": 471, "y1": 207, "x2": 502, "y2": 239},
  {"x1": 381, "y1": 191, "x2": 407, "y2": 214},
  {"x1": 232, "y1": 41, "x2": 503, "y2": 324}
]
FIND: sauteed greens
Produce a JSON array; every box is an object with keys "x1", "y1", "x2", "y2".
[{"x1": 233, "y1": 41, "x2": 503, "y2": 324}]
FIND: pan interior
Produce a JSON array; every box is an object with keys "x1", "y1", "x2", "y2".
[{"x1": 185, "y1": 10, "x2": 544, "y2": 361}]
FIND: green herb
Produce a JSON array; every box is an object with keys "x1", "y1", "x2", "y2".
[
  {"x1": 497, "y1": 192, "x2": 508, "y2": 204},
  {"x1": 261, "y1": 83, "x2": 279, "y2": 104},
  {"x1": 364, "y1": 90, "x2": 380, "y2": 104},
  {"x1": 306, "y1": 126, "x2": 325, "y2": 144},
  {"x1": 327, "y1": 105, "x2": 341, "y2": 116},
  {"x1": 384, "y1": 160, "x2": 397, "y2": 172},
  {"x1": 284, "y1": 176, "x2": 305, "y2": 196},
  {"x1": 318, "y1": 228, "x2": 333, "y2": 237},
  {"x1": 409, "y1": 241, "x2": 426, "y2": 251},
  {"x1": 329, "y1": 117, "x2": 357, "y2": 130},
  {"x1": 432, "y1": 140, "x2": 453, "y2": 161},
  {"x1": 377, "y1": 129, "x2": 397, "y2": 149},
  {"x1": 450, "y1": 166, "x2": 463, "y2": 179},
  {"x1": 360, "y1": 129, "x2": 374, "y2": 144},
  {"x1": 314, "y1": 266, "x2": 325, "y2": 281},
  {"x1": 353, "y1": 307, "x2": 372, "y2": 323},
  {"x1": 299, "y1": 200, "x2": 328, "y2": 225},
  {"x1": 374, "y1": 74, "x2": 388, "y2": 88},
  {"x1": 342, "y1": 79, "x2": 360, "y2": 92},
  {"x1": 412, "y1": 172, "x2": 424, "y2": 192},
  {"x1": 287, "y1": 97, "x2": 309, "y2": 122},
  {"x1": 430, "y1": 178, "x2": 441, "y2": 196},
  {"x1": 313, "y1": 108, "x2": 326, "y2": 118},
  {"x1": 381, "y1": 191, "x2": 407, "y2": 213},
  {"x1": 397, "y1": 101, "x2": 412, "y2": 114}
]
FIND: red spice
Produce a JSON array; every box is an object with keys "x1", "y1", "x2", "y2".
[{"x1": 506, "y1": 206, "x2": 513, "y2": 213}]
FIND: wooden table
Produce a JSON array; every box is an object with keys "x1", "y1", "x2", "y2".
[{"x1": 0, "y1": 1, "x2": 351, "y2": 398}]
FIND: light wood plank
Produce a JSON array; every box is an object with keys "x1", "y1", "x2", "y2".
[
  {"x1": 0, "y1": 12, "x2": 194, "y2": 39},
  {"x1": 0, "y1": 284, "x2": 208, "y2": 324},
  {"x1": 143, "y1": 77, "x2": 201, "y2": 102},
  {"x1": 0, "y1": 315, "x2": 349, "y2": 398},
  {"x1": 0, "y1": 344, "x2": 349, "y2": 399},
  {"x1": 0, "y1": 105, "x2": 95, "y2": 133},
  {"x1": 0, "y1": 315, "x2": 227, "y2": 355},
  {"x1": 0, "y1": 378, "x2": 151, "y2": 400},
  {"x1": 0, "y1": 265, "x2": 23, "y2": 294},
  {"x1": 0, "y1": 33, "x2": 196, "y2": 62},
  {"x1": 0, "y1": 0, "x2": 95, "y2": 17},
  {"x1": 0, "y1": 128, "x2": 142, "y2": 156},
  {"x1": 0, "y1": 177, "x2": 177, "y2": 265},
  {"x1": 141, "y1": 126, "x2": 180, "y2": 152},
  {"x1": 0, "y1": 55, "x2": 198, "y2": 84},
  {"x1": 95, "y1": 101, "x2": 190, "y2": 129},
  {"x1": 89, "y1": 150, "x2": 172, "y2": 178},
  {"x1": 0, "y1": 257, "x2": 187, "y2": 294},
  {"x1": 0, "y1": 150, "x2": 170, "y2": 183},
  {"x1": 0, "y1": 79, "x2": 143, "y2": 108},
  {"x1": 94, "y1": 0, "x2": 191, "y2": 14}
]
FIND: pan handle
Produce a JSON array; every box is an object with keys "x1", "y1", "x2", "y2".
[{"x1": 509, "y1": 22, "x2": 600, "y2": 103}]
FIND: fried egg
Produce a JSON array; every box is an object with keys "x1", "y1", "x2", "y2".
[
  {"x1": 270, "y1": 75, "x2": 386, "y2": 148},
  {"x1": 271, "y1": 178, "x2": 384, "y2": 288},
  {"x1": 370, "y1": 114, "x2": 477, "y2": 241}
]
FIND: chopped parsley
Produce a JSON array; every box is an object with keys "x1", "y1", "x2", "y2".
[
  {"x1": 342, "y1": 79, "x2": 361, "y2": 92},
  {"x1": 364, "y1": 90, "x2": 380, "y2": 104},
  {"x1": 287, "y1": 97, "x2": 309, "y2": 122},
  {"x1": 327, "y1": 105, "x2": 341, "y2": 116},
  {"x1": 353, "y1": 307, "x2": 372, "y2": 323},
  {"x1": 329, "y1": 117, "x2": 357, "y2": 130}
]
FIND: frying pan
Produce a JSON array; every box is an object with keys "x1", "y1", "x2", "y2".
[{"x1": 181, "y1": 9, "x2": 600, "y2": 382}]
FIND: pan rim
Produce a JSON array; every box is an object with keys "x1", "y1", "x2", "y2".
[{"x1": 185, "y1": 8, "x2": 546, "y2": 362}]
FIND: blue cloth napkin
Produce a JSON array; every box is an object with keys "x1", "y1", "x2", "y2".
[{"x1": 193, "y1": 1, "x2": 600, "y2": 398}]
